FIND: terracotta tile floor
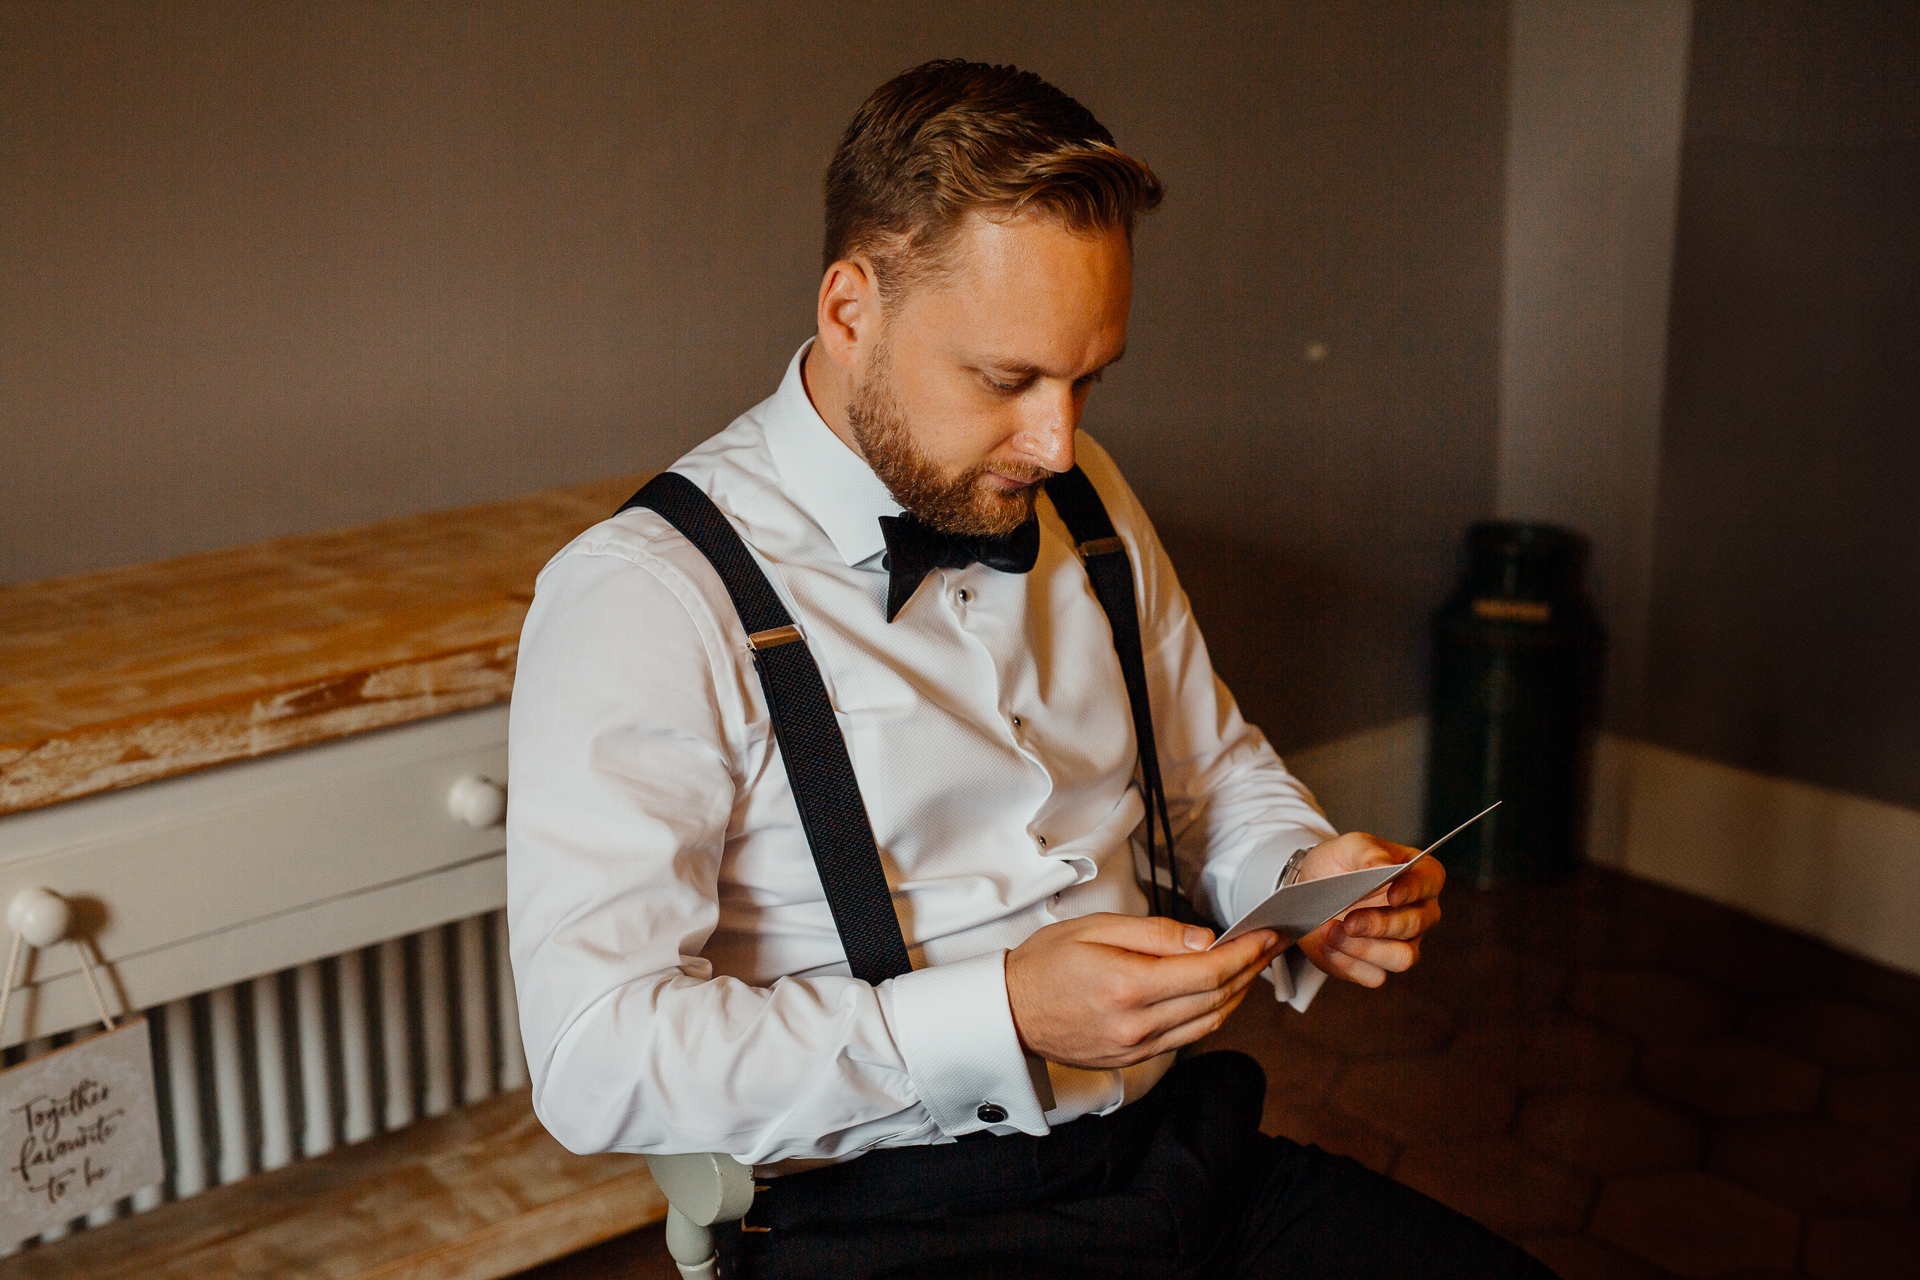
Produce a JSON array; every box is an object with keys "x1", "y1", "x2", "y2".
[{"x1": 516, "y1": 868, "x2": 1920, "y2": 1279}]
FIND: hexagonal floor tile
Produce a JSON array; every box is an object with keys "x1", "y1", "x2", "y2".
[
  {"x1": 1827, "y1": 1067, "x2": 1920, "y2": 1157},
  {"x1": 1516, "y1": 1089, "x2": 1702, "y2": 1176},
  {"x1": 1709, "y1": 1115, "x2": 1918, "y2": 1215},
  {"x1": 1802, "y1": 1214, "x2": 1919, "y2": 1279},
  {"x1": 1520, "y1": 1233, "x2": 1683, "y2": 1280},
  {"x1": 1395, "y1": 940, "x2": 1569, "y2": 1024},
  {"x1": 1821, "y1": 949, "x2": 1920, "y2": 1026},
  {"x1": 1569, "y1": 970, "x2": 1734, "y2": 1044},
  {"x1": 1662, "y1": 908, "x2": 1839, "y2": 998},
  {"x1": 1638, "y1": 1035, "x2": 1822, "y2": 1118},
  {"x1": 1496, "y1": 870, "x2": 1685, "y2": 971},
  {"x1": 1588, "y1": 1170, "x2": 1799, "y2": 1278},
  {"x1": 1393, "y1": 1135, "x2": 1596, "y2": 1237},
  {"x1": 1740, "y1": 995, "x2": 1920, "y2": 1068},
  {"x1": 1329, "y1": 1052, "x2": 1517, "y2": 1143},
  {"x1": 1289, "y1": 976, "x2": 1459, "y2": 1059},
  {"x1": 1451, "y1": 1013, "x2": 1639, "y2": 1093}
]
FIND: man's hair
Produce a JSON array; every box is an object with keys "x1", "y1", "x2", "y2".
[{"x1": 824, "y1": 60, "x2": 1164, "y2": 304}]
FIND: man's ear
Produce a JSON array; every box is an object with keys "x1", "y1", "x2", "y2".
[{"x1": 815, "y1": 257, "x2": 881, "y2": 373}]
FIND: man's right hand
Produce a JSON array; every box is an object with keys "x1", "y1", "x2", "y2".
[{"x1": 1003, "y1": 913, "x2": 1285, "y2": 1070}]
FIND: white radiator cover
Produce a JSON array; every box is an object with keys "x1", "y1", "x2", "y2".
[
  {"x1": 0, "y1": 706, "x2": 522, "y2": 1252},
  {"x1": 3, "y1": 910, "x2": 528, "y2": 1249}
]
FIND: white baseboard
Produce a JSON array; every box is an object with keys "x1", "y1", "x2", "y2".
[
  {"x1": 1279, "y1": 716, "x2": 1920, "y2": 977},
  {"x1": 1616, "y1": 741, "x2": 1920, "y2": 977}
]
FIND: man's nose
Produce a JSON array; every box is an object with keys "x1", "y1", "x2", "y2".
[{"x1": 1017, "y1": 386, "x2": 1079, "y2": 474}]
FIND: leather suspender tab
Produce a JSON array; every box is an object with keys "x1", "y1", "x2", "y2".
[
  {"x1": 1077, "y1": 536, "x2": 1126, "y2": 560},
  {"x1": 748, "y1": 625, "x2": 803, "y2": 651}
]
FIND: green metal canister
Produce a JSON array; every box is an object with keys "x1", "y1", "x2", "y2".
[{"x1": 1424, "y1": 522, "x2": 1602, "y2": 885}]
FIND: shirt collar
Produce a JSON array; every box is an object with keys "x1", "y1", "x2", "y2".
[{"x1": 761, "y1": 340, "x2": 903, "y2": 567}]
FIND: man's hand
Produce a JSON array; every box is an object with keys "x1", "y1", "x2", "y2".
[
  {"x1": 1004, "y1": 914, "x2": 1283, "y2": 1070},
  {"x1": 1293, "y1": 832, "x2": 1444, "y2": 987}
]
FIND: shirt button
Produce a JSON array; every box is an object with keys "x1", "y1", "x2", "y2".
[
  {"x1": 1036, "y1": 835, "x2": 1048, "y2": 848},
  {"x1": 957, "y1": 588, "x2": 970, "y2": 602},
  {"x1": 976, "y1": 1103, "x2": 1008, "y2": 1124},
  {"x1": 1010, "y1": 714, "x2": 1022, "y2": 727}
]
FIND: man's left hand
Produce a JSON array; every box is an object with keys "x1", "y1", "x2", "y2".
[{"x1": 1291, "y1": 833, "x2": 1444, "y2": 988}]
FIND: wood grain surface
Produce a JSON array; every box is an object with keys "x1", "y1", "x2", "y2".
[
  {"x1": 0, "y1": 476, "x2": 642, "y2": 816},
  {"x1": 0, "y1": 1087, "x2": 668, "y2": 1280}
]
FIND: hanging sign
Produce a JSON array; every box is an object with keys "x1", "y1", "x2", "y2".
[
  {"x1": 0, "y1": 888, "x2": 165, "y2": 1243},
  {"x1": 0, "y1": 1018, "x2": 164, "y2": 1242}
]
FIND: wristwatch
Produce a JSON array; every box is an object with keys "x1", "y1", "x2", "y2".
[{"x1": 1277, "y1": 842, "x2": 1315, "y2": 891}]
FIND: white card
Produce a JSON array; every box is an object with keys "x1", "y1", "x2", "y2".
[
  {"x1": 0, "y1": 1018, "x2": 165, "y2": 1243},
  {"x1": 1211, "y1": 803, "x2": 1500, "y2": 948}
]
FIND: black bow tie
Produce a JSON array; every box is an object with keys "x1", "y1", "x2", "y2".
[{"x1": 878, "y1": 513, "x2": 1041, "y2": 621}]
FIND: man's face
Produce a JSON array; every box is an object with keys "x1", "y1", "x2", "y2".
[{"x1": 848, "y1": 213, "x2": 1133, "y2": 536}]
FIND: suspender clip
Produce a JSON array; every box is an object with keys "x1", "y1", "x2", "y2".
[
  {"x1": 747, "y1": 625, "x2": 803, "y2": 651},
  {"x1": 1077, "y1": 536, "x2": 1125, "y2": 560}
]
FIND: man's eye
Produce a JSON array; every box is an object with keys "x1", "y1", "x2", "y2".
[{"x1": 984, "y1": 374, "x2": 1026, "y2": 393}]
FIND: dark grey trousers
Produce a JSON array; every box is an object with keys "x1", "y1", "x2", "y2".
[{"x1": 720, "y1": 1051, "x2": 1559, "y2": 1279}]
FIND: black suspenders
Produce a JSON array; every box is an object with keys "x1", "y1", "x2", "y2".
[
  {"x1": 621, "y1": 473, "x2": 912, "y2": 985},
  {"x1": 1043, "y1": 467, "x2": 1179, "y2": 922},
  {"x1": 618, "y1": 465, "x2": 1174, "y2": 984}
]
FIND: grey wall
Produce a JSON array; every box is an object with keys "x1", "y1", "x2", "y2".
[
  {"x1": 1645, "y1": 0, "x2": 1920, "y2": 807},
  {"x1": 1495, "y1": 0, "x2": 1691, "y2": 739},
  {"x1": 0, "y1": 1, "x2": 1508, "y2": 752}
]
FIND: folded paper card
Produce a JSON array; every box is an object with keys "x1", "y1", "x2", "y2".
[{"x1": 1211, "y1": 802, "x2": 1500, "y2": 949}]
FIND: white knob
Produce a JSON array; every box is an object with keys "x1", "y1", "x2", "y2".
[
  {"x1": 8, "y1": 888, "x2": 72, "y2": 947},
  {"x1": 447, "y1": 774, "x2": 508, "y2": 828}
]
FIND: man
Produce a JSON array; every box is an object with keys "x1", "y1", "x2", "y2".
[{"x1": 509, "y1": 60, "x2": 1553, "y2": 1278}]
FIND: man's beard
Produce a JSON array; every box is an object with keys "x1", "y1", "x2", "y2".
[{"x1": 847, "y1": 340, "x2": 1050, "y2": 538}]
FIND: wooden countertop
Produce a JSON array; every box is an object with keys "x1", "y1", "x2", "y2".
[{"x1": 0, "y1": 476, "x2": 641, "y2": 817}]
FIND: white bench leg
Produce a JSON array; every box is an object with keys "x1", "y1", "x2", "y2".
[
  {"x1": 645, "y1": 1151, "x2": 757, "y2": 1280},
  {"x1": 664, "y1": 1204, "x2": 718, "y2": 1279}
]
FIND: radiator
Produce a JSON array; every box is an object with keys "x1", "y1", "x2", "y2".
[
  {"x1": 0, "y1": 705, "x2": 525, "y2": 1255},
  {"x1": 3, "y1": 909, "x2": 526, "y2": 1249}
]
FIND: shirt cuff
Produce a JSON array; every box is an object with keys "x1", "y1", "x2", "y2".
[
  {"x1": 1265, "y1": 951, "x2": 1331, "y2": 1012},
  {"x1": 1228, "y1": 834, "x2": 1324, "y2": 924},
  {"x1": 1235, "y1": 836, "x2": 1332, "y2": 1013},
  {"x1": 883, "y1": 950, "x2": 1048, "y2": 1138}
]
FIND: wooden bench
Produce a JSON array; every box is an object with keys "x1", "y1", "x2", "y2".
[{"x1": 0, "y1": 1088, "x2": 666, "y2": 1280}]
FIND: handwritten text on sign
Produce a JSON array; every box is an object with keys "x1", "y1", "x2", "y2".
[{"x1": 0, "y1": 1018, "x2": 163, "y2": 1242}]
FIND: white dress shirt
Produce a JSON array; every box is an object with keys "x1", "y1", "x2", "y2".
[{"x1": 507, "y1": 343, "x2": 1339, "y2": 1170}]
